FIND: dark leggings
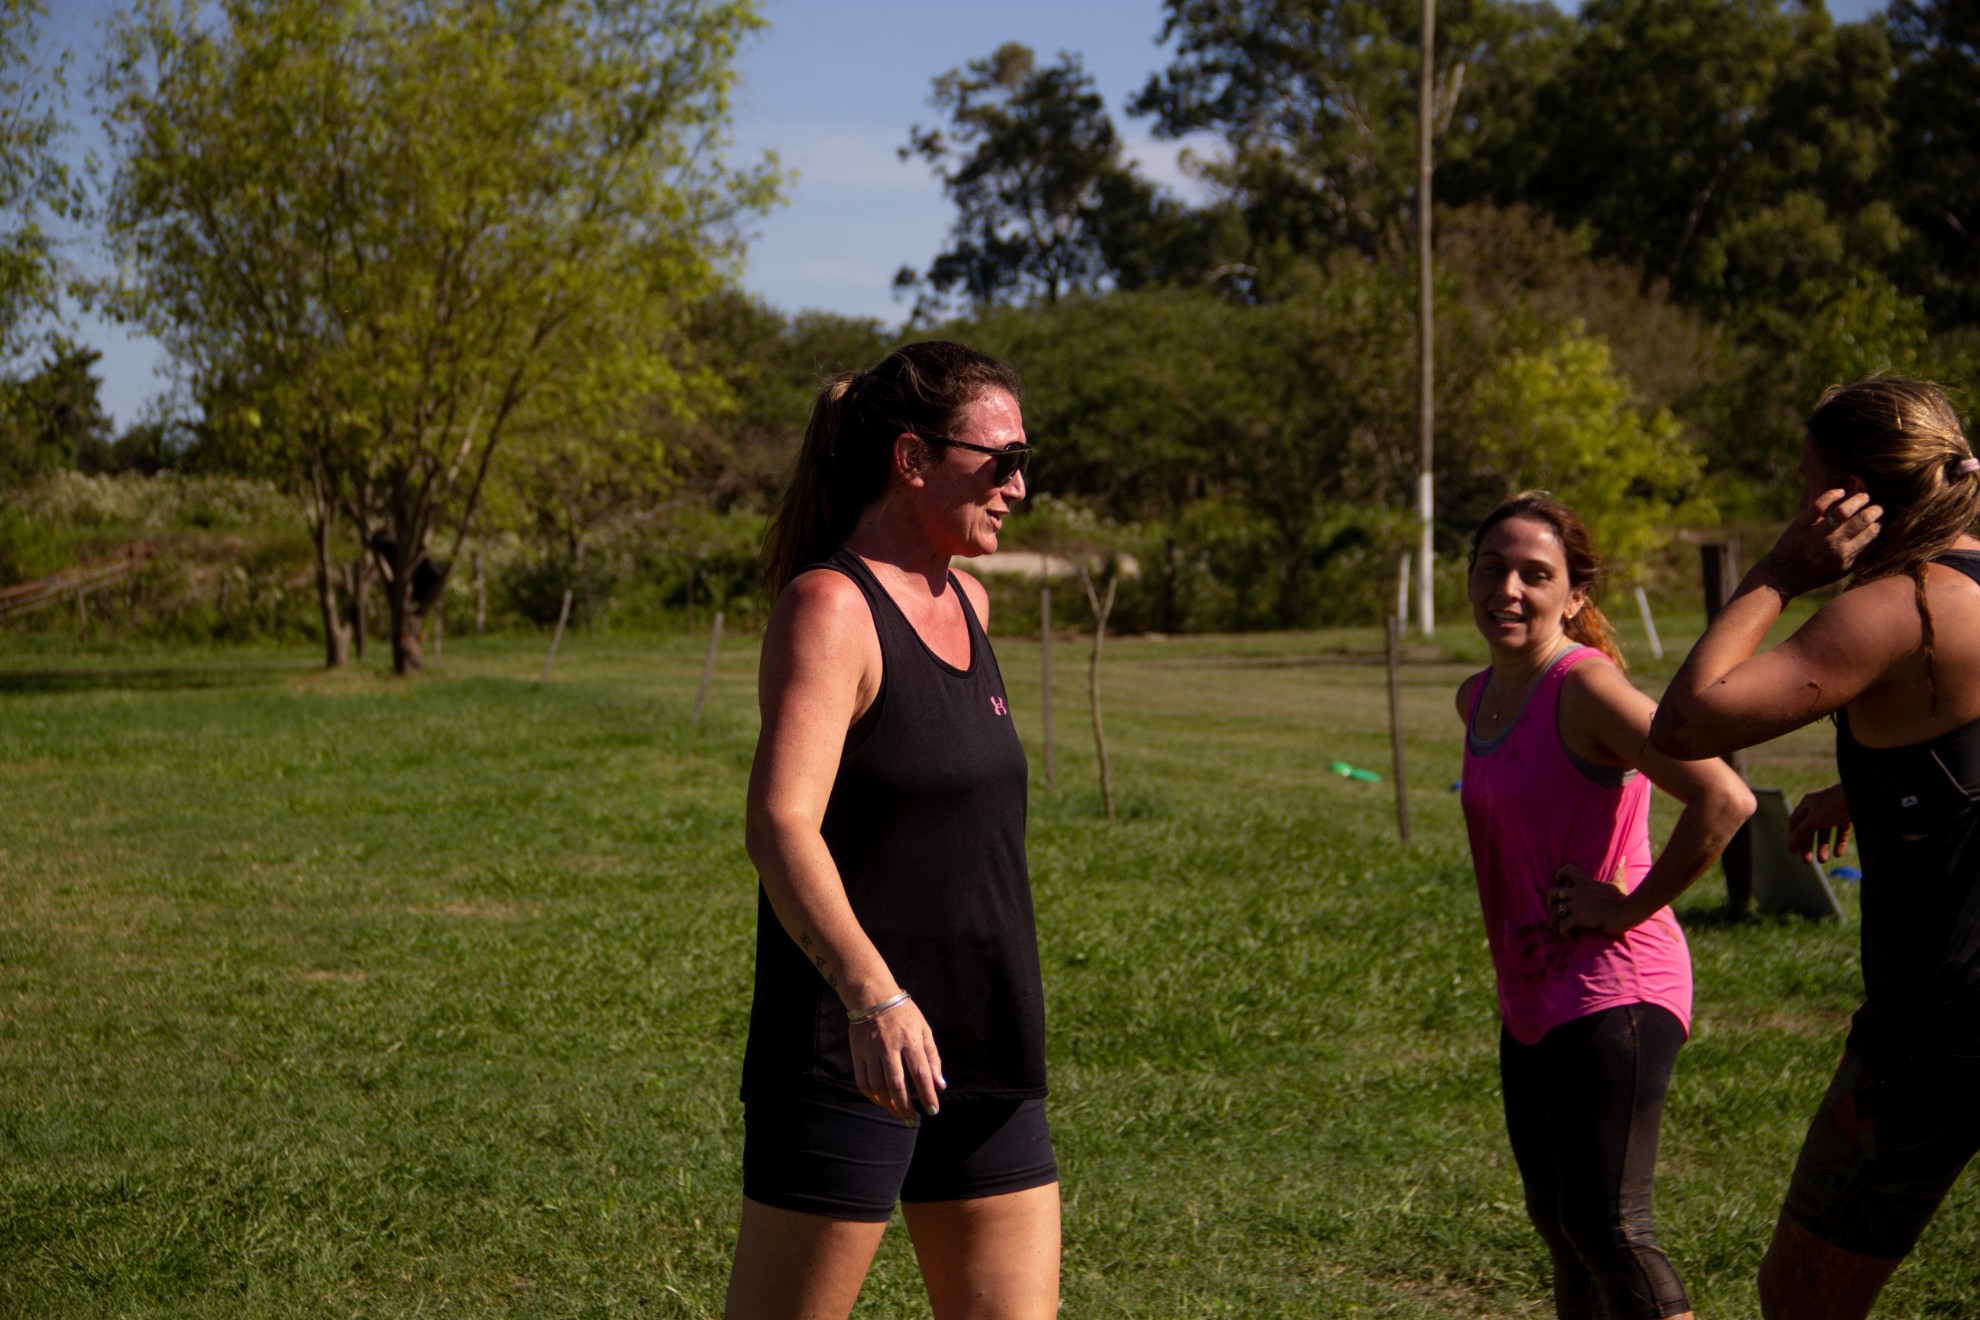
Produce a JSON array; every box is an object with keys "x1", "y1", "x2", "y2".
[{"x1": 1500, "y1": 1002, "x2": 1690, "y2": 1320}]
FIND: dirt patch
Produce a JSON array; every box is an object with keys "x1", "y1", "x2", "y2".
[
  {"x1": 410, "y1": 899, "x2": 535, "y2": 921},
  {"x1": 295, "y1": 967, "x2": 368, "y2": 984}
]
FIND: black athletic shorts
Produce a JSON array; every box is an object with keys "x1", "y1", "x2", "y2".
[
  {"x1": 742, "y1": 1083, "x2": 1057, "y2": 1223},
  {"x1": 1782, "y1": 1047, "x2": 1980, "y2": 1260}
]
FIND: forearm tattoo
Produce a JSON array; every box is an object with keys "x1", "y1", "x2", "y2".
[{"x1": 799, "y1": 929, "x2": 837, "y2": 988}]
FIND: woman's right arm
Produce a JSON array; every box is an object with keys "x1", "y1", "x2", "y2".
[
  {"x1": 1650, "y1": 485, "x2": 1893, "y2": 758},
  {"x1": 744, "y1": 572, "x2": 944, "y2": 1123}
]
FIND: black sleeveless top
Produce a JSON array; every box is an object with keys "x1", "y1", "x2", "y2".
[
  {"x1": 1837, "y1": 549, "x2": 1980, "y2": 1061},
  {"x1": 740, "y1": 548, "x2": 1047, "y2": 1100}
]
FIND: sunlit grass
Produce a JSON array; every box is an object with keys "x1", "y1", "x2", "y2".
[{"x1": 0, "y1": 620, "x2": 1973, "y2": 1316}]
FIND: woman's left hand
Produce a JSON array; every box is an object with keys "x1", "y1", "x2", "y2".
[{"x1": 1548, "y1": 862, "x2": 1638, "y2": 936}]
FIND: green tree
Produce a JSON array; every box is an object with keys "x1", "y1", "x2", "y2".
[
  {"x1": 98, "y1": 0, "x2": 779, "y2": 671},
  {"x1": 1487, "y1": 2, "x2": 1925, "y2": 495},
  {"x1": 674, "y1": 291, "x2": 892, "y2": 508},
  {"x1": 963, "y1": 288, "x2": 1246, "y2": 523},
  {"x1": 897, "y1": 43, "x2": 1198, "y2": 317},
  {"x1": 484, "y1": 292, "x2": 892, "y2": 629},
  {"x1": 495, "y1": 389, "x2": 683, "y2": 630},
  {"x1": 1514, "y1": 0, "x2": 1883, "y2": 306},
  {"x1": 0, "y1": 336, "x2": 112, "y2": 482},
  {"x1": 964, "y1": 261, "x2": 1419, "y2": 625},
  {"x1": 1890, "y1": 0, "x2": 1980, "y2": 326},
  {"x1": 0, "y1": 0, "x2": 77, "y2": 360},
  {"x1": 1433, "y1": 203, "x2": 1735, "y2": 433},
  {"x1": 1131, "y1": 0, "x2": 1570, "y2": 266},
  {"x1": 1455, "y1": 330, "x2": 1713, "y2": 569}
]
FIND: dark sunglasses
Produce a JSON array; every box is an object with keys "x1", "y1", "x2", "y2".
[{"x1": 923, "y1": 435, "x2": 1032, "y2": 484}]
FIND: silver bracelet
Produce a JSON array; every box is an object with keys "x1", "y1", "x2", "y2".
[{"x1": 847, "y1": 990, "x2": 911, "y2": 1025}]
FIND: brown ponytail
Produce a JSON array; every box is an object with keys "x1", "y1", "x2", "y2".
[
  {"x1": 760, "y1": 341, "x2": 1023, "y2": 594},
  {"x1": 1565, "y1": 599, "x2": 1624, "y2": 670},
  {"x1": 1469, "y1": 491, "x2": 1626, "y2": 670}
]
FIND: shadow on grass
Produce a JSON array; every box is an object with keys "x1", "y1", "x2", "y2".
[
  {"x1": 0, "y1": 666, "x2": 290, "y2": 695},
  {"x1": 1034, "y1": 787, "x2": 1173, "y2": 823},
  {"x1": 1681, "y1": 903, "x2": 1843, "y2": 930}
]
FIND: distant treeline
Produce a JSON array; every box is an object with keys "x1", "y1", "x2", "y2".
[{"x1": 3, "y1": 1, "x2": 1977, "y2": 645}]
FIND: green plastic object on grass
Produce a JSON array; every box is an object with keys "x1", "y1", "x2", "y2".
[{"x1": 1329, "y1": 761, "x2": 1382, "y2": 783}]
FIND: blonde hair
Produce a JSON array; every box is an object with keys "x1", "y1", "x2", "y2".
[{"x1": 1806, "y1": 377, "x2": 1980, "y2": 703}]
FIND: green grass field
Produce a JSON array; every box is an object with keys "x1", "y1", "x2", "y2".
[{"x1": 3, "y1": 616, "x2": 1977, "y2": 1317}]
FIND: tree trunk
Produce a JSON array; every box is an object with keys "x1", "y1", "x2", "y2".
[
  {"x1": 387, "y1": 558, "x2": 423, "y2": 675},
  {"x1": 1274, "y1": 539, "x2": 1308, "y2": 629},
  {"x1": 348, "y1": 551, "x2": 370, "y2": 661},
  {"x1": 1158, "y1": 537, "x2": 1181, "y2": 633},
  {"x1": 313, "y1": 517, "x2": 352, "y2": 669}
]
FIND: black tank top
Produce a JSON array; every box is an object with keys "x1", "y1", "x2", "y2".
[
  {"x1": 1837, "y1": 549, "x2": 1980, "y2": 1061},
  {"x1": 740, "y1": 548, "x2": 1047, "y2": 1100}
]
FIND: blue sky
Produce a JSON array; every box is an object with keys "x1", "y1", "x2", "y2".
[{"x1": 39, "y1": 0, "x2": 1884, "y2": 427}]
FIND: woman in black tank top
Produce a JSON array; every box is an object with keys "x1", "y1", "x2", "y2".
[
  {"x1": 725, "y1": 343, "x2": 1057, "y2": 1320},
  {"x1": 1651, "y1": 378, "x2": 1980, "y2": 1319}
]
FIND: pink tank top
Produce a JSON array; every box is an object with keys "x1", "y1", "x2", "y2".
[{"x1": 1461, "y1": 646, "x2": 1692, "y2": 1045}]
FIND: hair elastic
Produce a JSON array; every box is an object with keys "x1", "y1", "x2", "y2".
[{"x1": 1959, "y1": 456, "x2": 1980, "y2": 477}]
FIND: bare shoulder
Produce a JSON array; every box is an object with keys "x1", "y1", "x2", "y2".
[
  {"x1": 952, "y1": 567, "x2": 992, "y2": 630},
  {"x1": 1558, "y1": 651, "x2": 1656, "y2": 767},
  {"x1": 1785, "y1": 572, "x2": 1923, "y2": 667},
  {"x1": 1454, "y1": 672, "x2": 1482, "y2": 724},
  {"x1": 1561, "y1": 650, "x2": 1653, "y2": 714},
  {"x1": 773, "y1": 565, "x2": 869, "y2": 631},
  {"x1": 763, "y1": 568, "x2": 879, "y2": 679},
  {"x1": 1819, "y1": 571, "x2": 1924, "y2": 629}
]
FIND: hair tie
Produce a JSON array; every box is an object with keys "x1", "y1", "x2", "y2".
[{"x1": 1959, "y1": 456, "x2": 1980, "y2": 477}]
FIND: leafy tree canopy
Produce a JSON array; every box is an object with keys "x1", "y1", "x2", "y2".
[
  {"x1": 1132, "y1": 0, "x2": 1570, "y2": 265},
  {"x1": 897, "y1": 42, "x2": 1203, "y2": 318},
  {"x1": 0, "y1": 0, "x2": 78, "y2": 362},
  {"x1": 1890, "y1": 0, "x2": 1980, "y2": 324},
  {"x1": 0, "y1": 336, "x2": 111, "y2": 484},
  {"x1": 97, "y1": 0, "x2": 780, "y2": 670},
  {"x1": 1458, "y1": 330, "x2": 1712, "y2": 569}
]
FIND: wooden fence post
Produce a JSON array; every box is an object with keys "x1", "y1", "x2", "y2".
[
  {"x1": 693, "y1": 610, "x2": 724, "y2": 724},
  {"x1": 537, "y1": 588, "x2": 574, "y2": 685},
  {"x1": 1700, "y1": 540, "x2": 1739, "y2": 620},
  {"x1": 1386, "y1": 614, "x2": 1411, "y2": 847},
  {"x1": 1075, "y1": 565, "x2": 1117, "y2": 823},
  {"x1": 1701, "y1": 539, "x2": 1752, "y2": 913},
  {"x1": 1040, "y1": 584, "x2": 1055, "y2": 791}
]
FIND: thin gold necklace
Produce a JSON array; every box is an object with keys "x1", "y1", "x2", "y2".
[{"x1": 1482, "y1": 637, "x2": 1570, "y2": 727}]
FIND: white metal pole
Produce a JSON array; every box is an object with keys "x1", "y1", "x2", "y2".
[
  {"x1": 1415, "y1": 0, "x2": 1437, "y2": 637},
  {"x1": 1634, "y1": 585, "x2": 1664, "y2": 660}
]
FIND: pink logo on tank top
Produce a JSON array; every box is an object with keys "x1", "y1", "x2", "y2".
[{"x1": 990, "y1": 696, "x2": 1008, "y2": 716}]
